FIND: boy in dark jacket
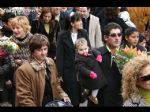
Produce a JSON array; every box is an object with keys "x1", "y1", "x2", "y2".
[{"x1": 75, "y1": 38, "x2": 107, "y2": 105}]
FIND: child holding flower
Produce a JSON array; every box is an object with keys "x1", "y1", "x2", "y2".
[{"x1": 75, "y1": 38, "x2": 107, "y2": 105}]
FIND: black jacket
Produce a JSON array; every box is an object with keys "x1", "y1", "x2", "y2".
[
  {"x1": 0, "y1": 56, "x2": 14, "y2": 90},
  {"x1": 31, "y1": 19, "x2": 60, "y2": 58},
  {"x1": 75, "y1": 49, "x2": 107, "y2": 89},
  {"x1": 96, "y1": 46, "x2": 123, "y2": 106}
]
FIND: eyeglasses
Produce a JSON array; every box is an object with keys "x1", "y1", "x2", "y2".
[
  {"x1": 108, "y1": 33, "x2": 122, "y2": 37},
  {"x1": 139, "y1": 74, "x2": 150, "y2": 82}
]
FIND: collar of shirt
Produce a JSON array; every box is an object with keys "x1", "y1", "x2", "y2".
[{"x1": 106, "y1": 45, "x2": 120, "y2": 67}]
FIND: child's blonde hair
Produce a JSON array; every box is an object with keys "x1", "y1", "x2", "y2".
[{"x1": 75, "y1": 38, "x2": 88, "y2": 52}]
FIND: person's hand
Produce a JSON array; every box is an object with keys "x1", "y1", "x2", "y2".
[
  {"x1": 15, "y1": 59, "x2": 22, "y2": 65},
  {"x1": 89, "y1": 71, "x2": 97, "y2": 79},
  {"x1": 63, "y1": 96, "x2": 71, "y2": 103},
  {"x1": 5, "y1": 80, "x2": 12, "y2": 88},
  {"x1": 96, "y1": 54, "x2": 102, "y2": 63}
]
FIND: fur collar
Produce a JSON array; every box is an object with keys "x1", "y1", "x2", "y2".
[{"x1": 29, "y1": 57, "x2": 53, "y2": 71}]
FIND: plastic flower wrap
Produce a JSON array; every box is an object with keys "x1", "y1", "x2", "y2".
[
  {"x1": 114, "y1": 46, "x2": 146, "y2": 73},
  {"x1": 1, "y1": 40, "x2": 19, "y2": 55}
]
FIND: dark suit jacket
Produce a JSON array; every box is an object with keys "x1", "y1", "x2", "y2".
[{"x1": 96, "y1": 46, "x2": 123, "y2": 106}]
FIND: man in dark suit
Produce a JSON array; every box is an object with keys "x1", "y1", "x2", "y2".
[{"x1": 96, "y1": 22, "x2": 123, "y2": 106}]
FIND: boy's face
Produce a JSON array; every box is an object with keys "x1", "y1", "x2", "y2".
[
  {"x1": 32, "y1": 45, "x2": 48, "y2": 62},
  {"x1": 77, "y1": 44, "x2": 89, "y2": 56}
]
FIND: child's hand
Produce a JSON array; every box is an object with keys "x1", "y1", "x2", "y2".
[
  {"x1": 89, "y1": 71, "x2": 97, "y2": 79},
  {"x1": 96, "y1": 54, "x2": 102, "y2": 63}
]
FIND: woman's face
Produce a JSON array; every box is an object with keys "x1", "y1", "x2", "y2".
[
  {"x1": 137, "y1": 65, "x2": 150, "y2": 90},
  {"x1": 125, "y1": 31, "x2": 139, "y2": 46},
  {"x1": 32, "y1": 45, "x2": 48, "y2": 62},
  {"x1": 71, "y1": 20, "x2": 83, "y2": 30},
  {"x1": 12, "y1": 25, "x2": 26, "y2": 38}
]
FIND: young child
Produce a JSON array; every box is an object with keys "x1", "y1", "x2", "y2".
[{"x1": 75, "y1": 38, "x2": 107, "y2": 105}]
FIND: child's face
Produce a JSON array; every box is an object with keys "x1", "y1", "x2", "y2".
[
  {"x1": 77, "y1": 44, "x2": 89, "y2": 56},
  {"x1": 126, "y1": 31, "x2": 139, "y2": 46}
]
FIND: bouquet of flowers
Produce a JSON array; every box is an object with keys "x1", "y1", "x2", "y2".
[
  {"x1": 114, "y1": 46, "x2": 146, "y2": 73},
  {"x1": 0, "y1": 39, "x2": 19, "y2": 55}
]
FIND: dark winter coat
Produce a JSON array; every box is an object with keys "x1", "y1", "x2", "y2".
[
  {"x1": 56, "y1": 29, "x2": 91, "y2": 105},
  {"x1": 31, "y1": 19, "x2": 60, "y2": 58},
  {"x1": 0, "y1": 56, "x2": 13, "y2": 91},
  {"x1": 75, "y1": 50, "x2": 107, "y2": 90},
  {"x1": 96, "y1": 46, "x2": 123, "y2": 106}
]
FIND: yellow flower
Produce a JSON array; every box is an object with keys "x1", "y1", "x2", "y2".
[{"x1": 114, "y1": 46, "x2": 146, "y2": 73}]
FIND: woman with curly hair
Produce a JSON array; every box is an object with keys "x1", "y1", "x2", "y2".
[{"x1": 122, "y1": 55, "x2": 150, "y2": 107}]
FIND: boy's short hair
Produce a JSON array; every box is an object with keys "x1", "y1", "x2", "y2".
[
  {"x1": 1, "y1": 12, "x2": 15, "y2": 23},
  {"x1": 29, "y1": 33, "x2": 49, "y2": 54}
]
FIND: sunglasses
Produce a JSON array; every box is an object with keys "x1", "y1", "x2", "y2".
[
  {"x1": 139, "y1": 74, "x2": 150, "y2": 82},
  {"x1": 109, "y1": 33, "x2": 122, "y2": 37}
]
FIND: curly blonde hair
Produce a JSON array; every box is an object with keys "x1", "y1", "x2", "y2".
[{"x1": 122, "y1": 55, "x2": 150, "y2": 101}]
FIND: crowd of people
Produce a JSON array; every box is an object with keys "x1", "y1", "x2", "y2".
[{"x1": 0, "y1": 7, "x2": 150, "y2": 107}]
